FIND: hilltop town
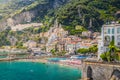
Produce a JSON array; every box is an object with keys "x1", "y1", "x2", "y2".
[{"x1": 0, "y1": 19, "x2": 100, "y2": 57}]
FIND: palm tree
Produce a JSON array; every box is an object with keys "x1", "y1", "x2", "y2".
[
  {"x1": 101, "y1": 40, "x2": 120, "y2": 62},
  {"x1": 108, "y1": 40, "x2": 120, "y2": 61}
]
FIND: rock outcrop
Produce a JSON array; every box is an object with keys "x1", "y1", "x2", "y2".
[{"x1": 0, "y1": 0, "x2": 69, "y2": 30}]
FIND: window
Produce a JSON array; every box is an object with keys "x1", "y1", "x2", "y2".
[
  {"x1": 117, "y1": 35, "x2": 120, "y2": 45},
  {"x1": 104, "y1": 36, "x2": 110, "y2": 46},
  {"x1": 117, "y1": 28, "x2": 120, "y2": 33},
  {"x1": 112, "y1": 36, "x2": 114, "y2": 41},
  {"x1": 118, "y1": 42, "x2": 120, "y2": 45},
  {"x1": 101, "y1": 47, "x2": 103, "y2": 50},
  {"x1": 106, "y1": 48, "x2": 109, "y2": 51},
  {"x1": 117, "y1": 35, "x2": 120, "y2": 41},
  {"x1": 108, "y1": 28, "x2": 110, "y2": 34},
  {"x1": 105, "y1": 36, "x2": 110, "y2": 42},
  {"x1": 112, "y1": 28, "x2": 114, "y2": 34}
]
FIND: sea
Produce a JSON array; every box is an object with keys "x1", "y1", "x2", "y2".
[{"x1": 0, "y1": 61, "x2": 81, "y2": 80}]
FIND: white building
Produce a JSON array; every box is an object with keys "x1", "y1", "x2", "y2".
[
  {"x1": 97, "y1": 36, "x2": 104, "y2": 59},
  {"x1": 98, "y1": 23, "x2": 120, "y2": 60}
]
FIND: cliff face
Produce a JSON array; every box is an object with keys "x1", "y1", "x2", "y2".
[
  {"x1": 7, "y1": 7, "x2": 42, "y2": 26},
  {"x1": 7, "y1": 11, "x2": 37, "y2": 26},
  {"x1": 7, "y1": 4, "x2": 49, "y2": 26},
  {"x1": 0, "y1": 0, "x2": 69, "y2": 28}
]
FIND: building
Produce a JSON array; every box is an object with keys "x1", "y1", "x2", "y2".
[
  {"x1": 65, "y1": 36, "x2": 81, "y2": 54},
  {"x1": 98, "y1": 23, "x2": 120, "y2": 59},
  {"x1": 66, "y1": 42, "x2": 77, "y2": 54},
  {"x1": 97, "y1": 36, "x2": 104, "y2": 59},
  {"x1": 46, "y1": 40, "x2": 58, "y2": 52},
  {"x1": 92, "y1": 32, "x2": 100, "y2": 39},
  {"x1": 82, "y1": 31, "x2": 92, "y2": 38}
]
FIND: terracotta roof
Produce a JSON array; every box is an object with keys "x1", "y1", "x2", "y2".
[{"x1": 80, "y1": 43, "x2": 91, "y2": 47}]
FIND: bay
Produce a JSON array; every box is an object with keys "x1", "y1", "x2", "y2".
[{"x1": 0, "y1": 61, "x2": 81, "y2": 80}]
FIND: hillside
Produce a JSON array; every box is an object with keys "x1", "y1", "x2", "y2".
[
  {"x1": 55, "y1": 0, "x2": 120, "y2": 33},
  {"x1": 0, "y1": 0, "x2": 119, "y2": 49},
  {"x1": 0, "y1": 0, "x2": 120, "y2": 33},
  {"x1": 0, "y1": 0, "x2": 68, "y2": 30}
]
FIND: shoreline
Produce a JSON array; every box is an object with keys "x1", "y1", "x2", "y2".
[
  {"x1": 15, "y1": 58, "x2": 82, "y2": 70},
  {"x1": 0, "y1": 58, "x2": 84, "y2": 80}
]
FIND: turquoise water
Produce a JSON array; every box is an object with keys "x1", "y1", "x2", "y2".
[
  {"x1": 48, "y1": 58, "x2": 67, "y2": 62},
  {"x1": 0, "y1": 51, "x2": 9, "y2": 55},
  {"x1": 0, "y1": 55, "x2": 7, "y2": 58},
  {"x1": 0, "y1": 62, "x2": 81, "y2": 80}
]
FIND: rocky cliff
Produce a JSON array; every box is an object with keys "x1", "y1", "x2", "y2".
[{"x1": 0, "y1": 0, "x2": 69, "y2": 29}]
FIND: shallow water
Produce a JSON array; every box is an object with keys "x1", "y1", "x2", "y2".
[
  {"x1": 0, "y1": 61, "x2": 81, "y2": 80},
  {"x1": 48, "y1": 58, "x2": 67, "y2": 62}
]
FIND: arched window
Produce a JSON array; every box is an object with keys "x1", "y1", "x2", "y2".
[
  {"x1": 104, "y1": 36, "x2": 110, "y2": 46},
  {"x1": 104, "y1": 36, "x2": 110, "y2": 42}
]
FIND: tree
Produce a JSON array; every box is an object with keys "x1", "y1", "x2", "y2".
[
  {"x1": 89, "y1": 45, "x2": 98, "y2": 54},
  {"x1": 33, "y1": 28, "x2": 41, "y2": 34},
  {"x1": 77, "y1": 48, "x2": 89, "y2": 54},
  {"x1": 50, "y1": 49, "x2": 56, "y2": 55},
  {"x1": 5, "y1": 26, "x2": 11, "y2": 32},
  {"x1": 57, "y1": 50, "x2": 67, "y2": 56},
  {"x1": 16, "y1": 41, "x2": 23, "y2": 49},
  {"x1": 100, "y1": 41, "x2": 120, "y2": 62}
]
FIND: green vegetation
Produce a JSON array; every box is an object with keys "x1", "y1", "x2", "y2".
[
  {"x1": 25, "y1": 0, "x2": 46, "y2": 11},
  {"x1": 63, "y1": 25, "x2": 87, "y2": 35},
  {"x1": 0, "y1": 0, "x2": 35, "y2": 19},
  {"x1": 77, "y1": 45, "x2": 98, "y2": 54},
  {"x1": 57, "y1": 51, "x2": 67, "y2": 56},
  {"x1": 22, "y1": 0, "x2": 120, "y2": 34},
  {"x1": 50, "y1": 48, "x2": 67, "y2": 56},
  {"x1": 0, "y1": 25, "x2": 46, "y2": 49},
  {"x1": 77, "y1": 48, "x2": 89, "y2": 54},
  {"x1": 0, "y1": 0, "x2": 119, "y2": 34},
  {"x1": 16, "y1": 41, "x2": 27, "y2": 49},
  {"x1": 50, "y1": 49, "x2": 57, "y2": 56},
  {"x1": 89, "y1": 45, "x2": 98, "y2": 54},
  {"x1": 0, "y1": 27, "x2": 11, "y2": 47},
  {"x1": 55, "y1": 0, "x2": 120, "y2": 32},
  {"x1": 11, "y1": 0, "x2": 47, "y2": 17},
  {"x1": 100, "y1": 41, "x2": 120, "y2": 62}
]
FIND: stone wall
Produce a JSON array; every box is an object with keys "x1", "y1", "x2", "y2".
[{"x1": 82, "y1": 61, "x2": 120, "y2": 80}]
